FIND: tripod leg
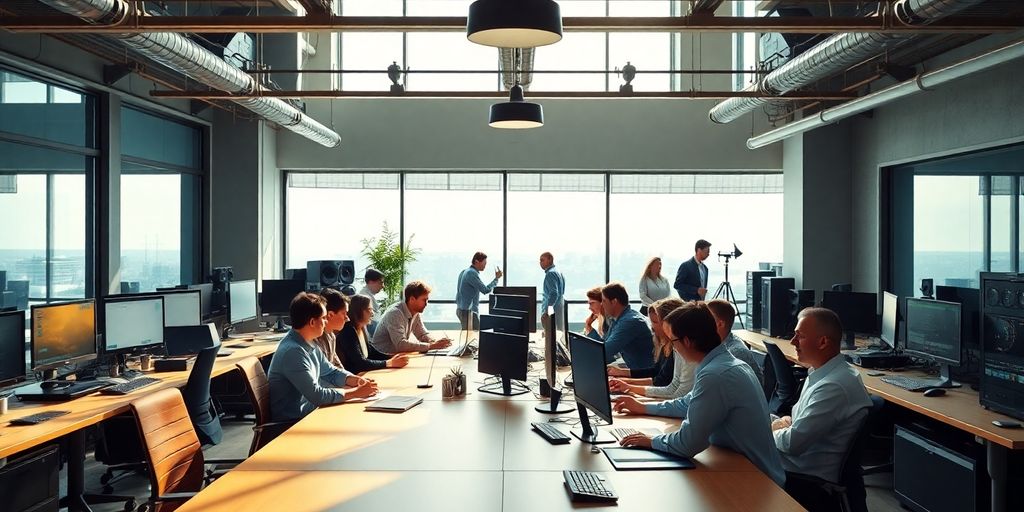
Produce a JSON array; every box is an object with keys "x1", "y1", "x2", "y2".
[
  {"x1": 712, "y1": 282, "x2": 727, "y2": 300},
  {"x1": 724, "y1": 283, "x2": 745, "y2": 329}
]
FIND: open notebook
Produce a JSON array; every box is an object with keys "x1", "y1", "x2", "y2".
[{"x1": 364, "y1": 395, "x2": 423, "y2": 413}]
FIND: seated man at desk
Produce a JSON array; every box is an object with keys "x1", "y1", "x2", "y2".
[
  {"x1": 371, "y1": 280, "x2": 451, "y2": 355},
  {"x1": 706, "y1": 299, "x2": 764, "y2": 386},
  {"x1": 772, "y1": 307, "x2": 872, "y2": 508},
  {"x1": 614, "y1": 302, "x2": 786, "y2": 488},
  {"x1": 598, "y1": 282, "x2": 655, "y2": 369},
  {"x1": 267, "y1": 292, "x2": 379, "y2": 423}
]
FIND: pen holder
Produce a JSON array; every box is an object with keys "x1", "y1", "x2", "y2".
[
  {"x1": 455, "y1": 374, "x2": 467, "y2": 396},
  {"x1": 441, "y1": 374, "x2": 457, "y2": 398}
]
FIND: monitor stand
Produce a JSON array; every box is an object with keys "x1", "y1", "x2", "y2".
[
  {"x1": 570, "y1": 403, "x2": 615, "y2": 444},
  {"x1": 930, "y1": 362, "x2": 963, "y2": 389},
  {"x1": 478, "y1": 376, "x2": 530, "y2": 396},
  {"x1": 272, "y1": 316, "x2": 289, "y2": 333},
  {"x1": 535, "y1": 386, "x2": 574, "y2": 414},
  {"x1": 38, "y1": 369, "x2": 73, "y2": 390}
]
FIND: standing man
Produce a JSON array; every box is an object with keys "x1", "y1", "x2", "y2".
[
  {"x1": 539, "y1": 252, "x2": 566, "y2": 334},
  {"x1": 371, "y1": 280, "x2": 452, "y2": 355},
  {"x1": 455, "y1": 251, "x2": 503, "y2": 329},
  {"x1": 674, "y1": 239, "x2": 711, "y2": 301},
  {"x1": 358, "y1": 268, "x2": 385, "y2": 335},
  {"x1": 599, "y1": 282, "x2": 655, "y2": 369}
]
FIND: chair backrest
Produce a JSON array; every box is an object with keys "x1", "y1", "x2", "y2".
[
  {"x1": 763, "y1": 340, "x2": 802, "y2": 415},
  {"x1": 182, "y1": 346, "x2": 223, "y2": 445},
  {"x1": 235, "y1": 357, "x2": 271, "y2": 427},
  {"x1": 836, "y1": 396, "x2": 885, "y2": 512},
  {"x1": 129, "y1": 388, "x2": 205, "y2": 511}
]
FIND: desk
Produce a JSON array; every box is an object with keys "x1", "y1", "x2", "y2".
[
  {"x1": 735, "y1": 329, "x2": 1023, "y2": 512},
  {"x1": 178, "y1": 353, "x2": 804, "y2": 512},
  {"x1": 0, "y1": 339, "x2": 278, "y2": 511}
]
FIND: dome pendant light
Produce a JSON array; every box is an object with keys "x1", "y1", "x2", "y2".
[
  {"x1": 467, "y1": 0, "x2": 563, "y2": 48},
  {"x1": 489, "y1": 84, "x2": 544, "y2": 129}
]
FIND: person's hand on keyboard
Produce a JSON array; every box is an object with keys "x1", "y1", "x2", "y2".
[
  {"x1": 611, "y1": 395, "x2": 645, "y2": 415},
  {"x1": 618, "y1": 432, "x2": 653, "y2": 449},
  {"x1": 608, "y1": 378, "x2": 635, "y2": 395}
]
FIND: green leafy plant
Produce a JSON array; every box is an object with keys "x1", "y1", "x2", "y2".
[{"x1": 361, "y1": 222, "x2": 419, "y2": 308}]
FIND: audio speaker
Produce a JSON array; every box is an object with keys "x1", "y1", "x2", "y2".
[
  {"x1": 120, "y1": 281, "x2": 140, "y2": 294},
  {"x1": 211, "y1": 267, "x2": 234, "y2": 284},
  {"x1": 746, "y1": 270, "x2": 775, "y2": 329},
  {"x1": 306, "y1": 260, "x2": 355, "y2": 290},
  {"x1": 920, "y1": 278, "x2": 934, "y2": 298},
  {"x1": 760, "y1": 277, "x2": 795, "y2": 338}
]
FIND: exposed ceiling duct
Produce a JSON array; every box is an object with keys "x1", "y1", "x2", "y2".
[
  {"x1": 708, "y1": 0, "x2": 986, "y2": 124},
  {"x1": 499, "y1": 47, "x2": 534, "y2": 90},
  {"x1": 37, "y1": 0, "x2": 341, "y2": 147}
]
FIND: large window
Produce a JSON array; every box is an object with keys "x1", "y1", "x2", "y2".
[{"x1": 731, "y1": 1, "x2": 760, "y2": 91}]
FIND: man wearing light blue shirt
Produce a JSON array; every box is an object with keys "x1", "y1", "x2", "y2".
[
  {"x1": 539, "y1": 252, "x2": 566, "y2": 333},
  {"x1": 614, "y1": 302, "x2": 786, "y2": 488},
  {"x1": 455, "y1": 251, "x2": 503, "y2": 329},
  {"x1": 598, "y1": 282, "x2": 655, "y2": 369}
]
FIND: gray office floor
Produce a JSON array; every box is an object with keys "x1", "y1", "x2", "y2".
[{"x1": 62, "y1": 418, "x2": 908, "y2": 512}]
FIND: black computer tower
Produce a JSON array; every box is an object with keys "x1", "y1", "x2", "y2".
[
  {"x1": 760, "y1": 277, "x2": 795, "y2": 338},
  {"x1": 746, "y1": 270, "x2": 775, "y2": 330},
  {"x1": 894, "y1": 425, "x2": 985, "y2": 512},
  {"x1": 979, "y1": 272, "x2": 1024, "y2": 420},
  {"x1": 0, "y1": 444, "x2": 59, "y2": 512}
]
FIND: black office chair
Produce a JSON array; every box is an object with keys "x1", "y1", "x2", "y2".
[
  {"x1": 763, "y1": 340, "x2": 806, "y2": 416},
  {"x1": 182, "y1": 346, "x2": 223, "y2": 445}
]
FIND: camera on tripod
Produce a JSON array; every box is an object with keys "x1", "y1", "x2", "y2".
[{"x1": 717, "y1": 244, "x2": 743, "y2": 262}]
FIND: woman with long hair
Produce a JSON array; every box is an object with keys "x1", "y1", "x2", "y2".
[
  {"x1": 608, "y1": 297, "x2": 695, "y2": 399},
  {"x1": 638, "y1": 257, "x2": 672, "y2": 316},
  {"x1": 337, "y1": 294, "x2": 410, "y2": 374}
]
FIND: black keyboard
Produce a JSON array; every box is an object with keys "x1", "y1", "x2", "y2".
[
  {"x1": 879, "y1": 375, "x2": 941, "y2": 392},
  {"x1": 531, "y1": 422, "x2": 571, "y2": 444},
  {"x1": 562, "y1": 470, "x2": 618, "y2": 503},
  {"x1": 100, "y1": 376, "x2": 162, "y2": 395},
  {"x1": 10, "y1": 410, "x2": 71, "y2": 425}
]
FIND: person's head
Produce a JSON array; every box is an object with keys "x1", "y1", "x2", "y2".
[
  {"x1": 539, "y1": 252, "x2": 553, "y2": 270},
  {"x1": 364, "y1": 268, "x2": 384, "y2": 294},
  {"x1": 348, "y1": 294, "x2": 374, "y2": 328},
  {"x1": 471, "y1": 251, "x2": 488, "y2": 271},
  {"x1": 694, "y1": 239, "x2": 712, "y2": 262},
  {"x1": 642, "y1": 257, "x2": 663, "y2": 280},
  {"x1": 663, "y1": 301, "x2": 721, "y2": 363},
  {"x1": 320, "y1": 288, "x2": 350, "y2": 332},
  {"x1": 705, "y1": 299, "x2": 737, "y2": 341},
  {"x1": 600, "y1": 282, "x2": 630, "y2": 319},
  {"x1": 403, "y1": 280, "x2": 432, "y2": 314},
  {"x1": 289, "y1": 292, "x2": 327, "y2": 339},
  {"x1": 586, "y1": 286, "x2": 603, "y2": 316},
  {"x1": 792, "y1": 307, "x2": 844, "y2": 368},
  {"x1": 650, "y1": 298, "x2": 684, "y2": 356}
]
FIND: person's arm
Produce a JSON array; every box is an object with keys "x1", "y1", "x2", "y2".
[
  {"x1": 338, "y1": 327, "x2": 386, "y2": 373},
  {"x1": 773, "y1": 382, "x2": 847, "y2": 456},
  {"x1": 379, "y1": 310, "x2": 433, "y2": 353},
  {"x1": 650, "y1": 373, "x2": 724, "y2": 458},
  {"x1": 279, "y1": 347, "x2": 346, "y2": 407},
  {"x1": 316, "y1": 346, "x2": 355, "y2": 388},
  {"x1": 675, "y1": 262, "x2": 699, "y2": 298},
  {"x1": 470, "y1": 270, "x2": 499, "y2": 295},
  {"x1": 602, "y1": 319, "x2": 629, "y2": 365},
  {"x1": 643, "y1": 387, "x2": 694, "y2": 418},
  {"x1": 410, "y1": 313, "x2": 436, "y2": 345},
  {"x1": 539, "y1": 272, "x2": 554, "y2": 314},
  {"x1": 639, "y1": 278, "x2": 654, "y2": 306}
]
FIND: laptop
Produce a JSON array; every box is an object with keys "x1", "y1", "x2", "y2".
[
  {"x1": 426, "y1": 326, "x2": 475, "y2": 357},
  {"x1": 364, "y1": 395, "x2": 423, "y2": 413}
]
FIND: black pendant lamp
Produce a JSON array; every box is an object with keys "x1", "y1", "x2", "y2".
[
  {"x1": 467, "y1": 0, "x2": 563, "y2": 48},
  {"x1": 489, "y1": 84, "x2": 543, "y2": 129}
]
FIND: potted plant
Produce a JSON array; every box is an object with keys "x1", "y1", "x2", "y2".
[{"x1": 361, "y1": 222, "x2": 419, "y2": 309}]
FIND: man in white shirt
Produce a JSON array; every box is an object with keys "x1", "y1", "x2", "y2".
[{"x1": 773, "y1": 307, "x2": 872, "y2": 510}]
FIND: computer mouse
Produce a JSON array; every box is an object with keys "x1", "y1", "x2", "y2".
[{"x1": 923, "y1": 388, "x2": 946, "y2": 397}]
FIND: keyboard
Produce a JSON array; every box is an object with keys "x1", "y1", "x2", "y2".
[
  {"x1": 10, "y1": 410, "x2": 71, "y2": 425},
  {"x1": 100, "y1": 376, "x2": 162, "y2": 395},
  {"x1": 531, "y1": 422, "x2": 571, "y2": 444},
  {"x1": 880, "y1": 375, "x2": 941, "y2": 392},
  {"x1": 610, "y1": 427, "x2": 639, "y2": 440},
  {"x1": 562, "y1": 470, "x2": 618, "y2": 503}
]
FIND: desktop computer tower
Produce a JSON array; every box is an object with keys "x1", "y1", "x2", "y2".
[
  {"x1": 979, "y1": 272, "x2": 1024, "y2": 421},
  {"x1": 894, "y1": 424, "x2": 985, "y2": 512},
  {"x1": 761, "y1": 277, "x2": 795, "y2": 338},
  {"x1": 0, "y1": 444, "x2": 59, "y2": 512},
  {"x1": 746, "y1": 270, "x2": 775, "y2": 329}
]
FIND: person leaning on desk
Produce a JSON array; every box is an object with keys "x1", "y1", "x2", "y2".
[
  {"x1": 266, "y1": 292, "x2": 379, "y2": 423},
  {"x1": 370, "y1": 280, "x2": 452, "y2": 355}
]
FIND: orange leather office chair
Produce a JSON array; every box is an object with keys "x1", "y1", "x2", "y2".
[{"x1": 234, "y1": 357, "x2": 296, "y2": 455}]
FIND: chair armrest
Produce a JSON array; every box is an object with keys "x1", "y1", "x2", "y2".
[
  {"x1": 787, "y1": 472, "x2": 846, "y2": 494},
  {"x1": 156, "y1": 492, "x2": 197, "y2": 502},
  {"x1": 205, "y1": 458, "x2": 245, "y2": 465},
  {"x1": 252, "y1": 421, "x2": 295, "y2": 433}
]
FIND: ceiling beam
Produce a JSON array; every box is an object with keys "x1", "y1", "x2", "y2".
[
  {"x1": 149, "y1": 90, "x2": 859, "y2": 100},
  {"x1": 3, "y1": 15, "x2": 1021, "y2": 34}
]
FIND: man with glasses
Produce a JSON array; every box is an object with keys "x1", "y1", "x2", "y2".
[{"x1": 267, "y1": 292, "x2": 378, "y2": 423}]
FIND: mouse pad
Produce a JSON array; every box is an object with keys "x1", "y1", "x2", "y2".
[{"x1": 602, "y1": 447, "x2": 695, "y2": 470}]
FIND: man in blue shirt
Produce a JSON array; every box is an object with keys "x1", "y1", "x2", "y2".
[
  {"x1": 267, "y1": 292, "x2": 379, "y2": 423},
  {"x1": 614, "y1": 302, "x2": 786, "y2": 488},
  {"x1": 597, "y1": 282, "x2": 655, "y2": 369},
  {"x1": 674, "y1": 239, "x2": 711, "y2": 301},
  {"x1": 539, "y1": 252, "x2": 566, "y2": 333},
  {"x1": 455, "y1": 251, "x2": 503, "y2": 329}
]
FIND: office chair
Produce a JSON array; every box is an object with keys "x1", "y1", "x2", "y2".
[
  {"x1": 235, "y1": 357, "x2": 296, "y2": 455},
  {"x1": 128, "y1": 388, "x2": 242, "y2": 512},
  {"x1": 182, "y1": 346, "x2": 223, "y2": 445},
  {"x1": 860, "y1": 395, "x2": 893, "y2": 477},
  {"x1": 763, "y1": 340, "x2": 806, "y2": 416}
]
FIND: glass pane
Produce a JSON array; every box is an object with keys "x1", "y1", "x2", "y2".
[
  {"x1": 404, "y1": 173, "x2": 503, "y2": 314},
  {"x1": 120, "y1": 174, "x2": 182, "y2": 292},
  {"x1": 558, "y1": 0, "x2": 606, "y2": 16},
  {"x1": 406, "y1": 0, "x2": 472, "y2": 16},
  {"x1": 914, "y1": 176, "x2": 984, "y2": 288},
  {"x1": 608, "y1": 33, "x2": 671, "y2": 92},
  {"x1": 609, "y1": 1, "x2": 673, "y2": 16},
  {"x1": 341, "y1": 0, "x2": 402, "y2": 15},
  {"x1": 285, "y1": 173, "x2": 401, "y2": 276},
  {"x1": 341, "y1": 33, "x2": 405, "y2": 91},
  {"x1": 991, "y1": 176, "x2": 1012, "y2": 272},
  {"x1": 506, "y1": 173, "x2": 606, "y2": 312},
  {"x1": 0, "y1": 174, "x2": 46, "y2": 303},
  {"x1": 51, "y1": 174, "x2": 86, "y2": 299},
  {"x1": 531, "y1": 33, "x2": 607, "y2": 91},
  {"x1": 121, "y1": 107, "x2": 202, "y2": 170},
  {"x1": 0, "y1": 70, "x2": 93, "y2": 147},
  {"x1": 406, "y1": 33, "x2": 498, "y2": 91}
]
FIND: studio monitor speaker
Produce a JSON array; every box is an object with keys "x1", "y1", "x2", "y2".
[{"x1": 306, "y1": 260, "x2": 355, "y2": 290}]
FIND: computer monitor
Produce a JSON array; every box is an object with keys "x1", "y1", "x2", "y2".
[
  {"x1": 477, "y1": 329, "x2": 529, "y2": 396},
  {"x1": 480, "y1": 311, "x2": 529, "y2": 337},
  {"x1": 492, "y1": 286, "x2": 537, "y2": 332},
  {"x1": 102, "y1": 295, "x2": 165, "y2": 355},
  {"x1": 0, "y1": 310, "x2": 27, "y2": 387},
  {"x1": 30, "y1": 299, "x2": 98, "y2": 374},
  {"x1": 229, "y1": 279, "x2": 258, "y2": 325},
  {"x1": 568, "y1": 331, "x2": 615, "y2": 444},
  {"x1": 822, "y1": 290, "x2": 878, "y2": 349},
  {"x1": 187, "y1": 282, "x2": 215, "y2": 319},
  {"x1": 261, "y1": 279, "x2": 306, "y2": 317},
  {"x1": 880, "y1": 291, "x2": 898, "y2": 349},
  {"x1": 935, "y1": 285, "x2": 980, "y2": 347},
  {"x1": 492, "y1": 293, "x2": 531, "y2": 314},
  {"x1": 905, "y1": 298, "x2": 962, "y2": 388},
  {"x1": 157, "y1": 290, "x2": 201, "y2": 327},
  {"x1": 537, "y1": 306, "x2": 574, "y2": 414}
]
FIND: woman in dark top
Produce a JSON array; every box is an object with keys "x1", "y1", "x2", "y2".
[
  {"x1": 338, "y1": 294, "x2": 409, "y2": 374},
  {"x1": 607, "y1": 297, "x2": 684, "y2": 389}
]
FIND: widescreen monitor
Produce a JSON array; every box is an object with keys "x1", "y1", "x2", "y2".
[
  {"x1": 492, "y1": 294, "x2": 531, "y2": 314},
  {"x1": 492, "y1": 286, "x2": 537, "y2": 332},
  {"x1": 188, "y1": 282, "x2": 215, "y2": 319},
  {"x1": 537, "y1": 306, "x2": 574, "y2": 414},
  {"x1": 229, "y1": 279, "x2": 258, "y2": 324},
  {"x1": 158, "y1": 290, "x2": 201, "y2": 327},
  {"x1": 905, "y1": 298, "x2": 962, "y2": 388},
  {"x1": 821, "y1": 291, "x2": 878, "y2": 334},
  {"x1": 881, "y1": 291, "x2": 898, "y2": 349},
  {"x1": 103, "y1": 296, "x2": 165, "y2": 354},
  {"x1": 261, "y1": 279, "x2": 307, "y2": 317},
  {"x1": 568, "y1": 331, "x2": 614, "y2": 444},
  {"x1": 31, "y1": 299, "x2": 98, "y2": 372},
  {"x1": 0, "y1": 310, "x2": 27, "y2": 386},
  {"x1": 935, "y1": 285, "x2": 980, "y2": 347},
  {"x1": 480, "y1": 311, "x2": 529, "y2": 337},
  {"x1": 477, "y1": 330, "x2": 529, "y2": 396}
]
